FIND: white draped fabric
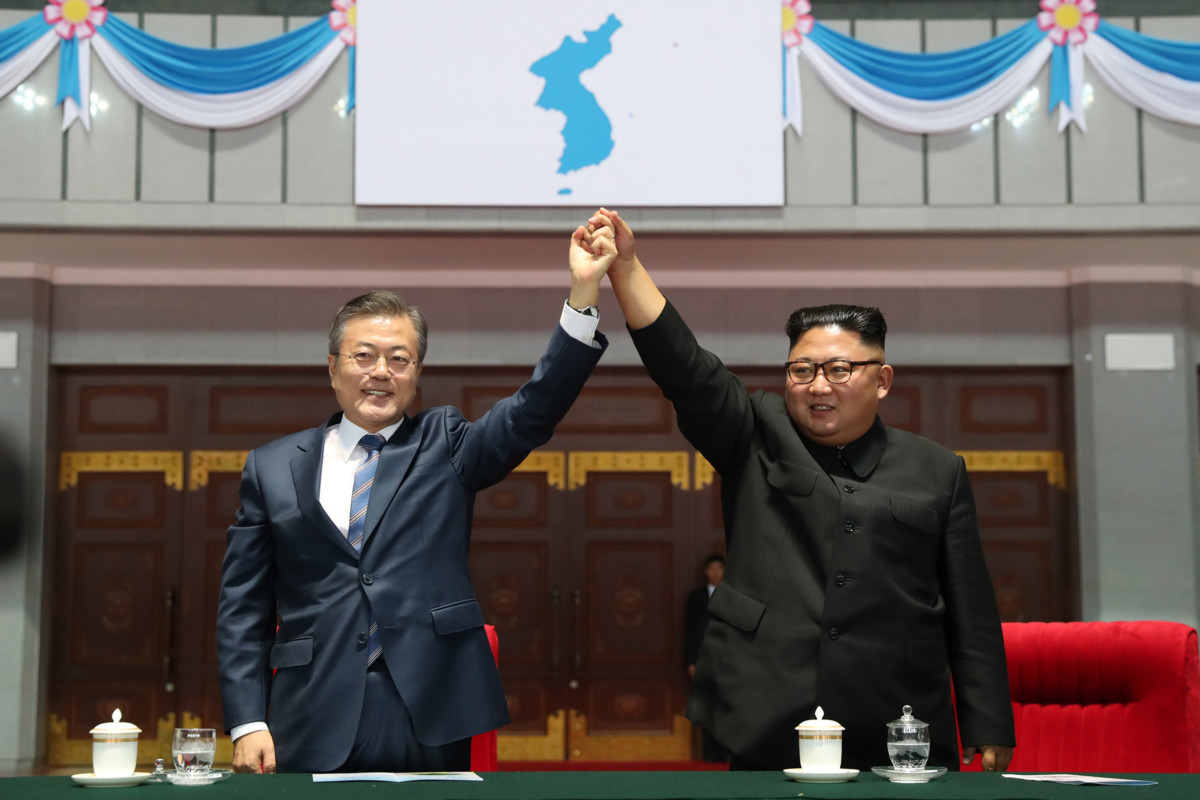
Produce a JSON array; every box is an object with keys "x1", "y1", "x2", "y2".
[
  {"x1": 1083, "y1": 33, "x2": 1200, "y2": 127},
  {"x1": 0, "y1": 29, "x2": 56, "y2": 100},
  {"x1": 795, "y1": 37, "x2": 1056, "y2": 135},
  {"x1": 90, "y1": 34, "x2": 346, "y2": 129}
]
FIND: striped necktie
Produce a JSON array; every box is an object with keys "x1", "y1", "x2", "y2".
[{"x1": 349, "y1": 433, "x2": 386, "y2": 666}]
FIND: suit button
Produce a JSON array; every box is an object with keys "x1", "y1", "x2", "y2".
[
  {"x1": 843, "y1": 520, "x2": 856, "y2": 533},
  {"x1": 361, "y1": 574, "x2": 374, "y2": 586},
  {"x1": 844, "y1": 485, "x2": 856, "y2": 494},
  {"x1": 829, "y1": 627, "x2": 841, "y2": 640},
  {"x1": 357, "y1": 632, "x2": 368, "y2": 645},
  {"x1": 835, "y1": 573, "x2": 847, "y2": 587}
]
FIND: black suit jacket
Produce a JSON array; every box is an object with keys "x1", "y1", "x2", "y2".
[
  {"x1": 630, "y1": 301, "x2": 1014, "y2": 770},
  {"x1": 684, "y1": 586, "x2": 711, "y2": 668},
  {"x1": 217, "y1": 324, "x2": 606, "y2": 772}
]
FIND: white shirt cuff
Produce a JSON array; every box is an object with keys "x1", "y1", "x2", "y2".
[
  {"x1": 560, "y1": 301, "x2": 601, "y2": 348},
  {"x1": 230, "y1": 721, "x2": 269, "y2": 742}
]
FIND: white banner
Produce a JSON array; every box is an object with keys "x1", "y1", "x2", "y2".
[{"x1": 355, "y1": 0, "x2": 782, "y2": 207}]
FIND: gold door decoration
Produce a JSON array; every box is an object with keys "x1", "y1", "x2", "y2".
[
  {"x1": 59, "y1": 451, "x2": 185, "y2": 492},
  {"x1": 513, "y1": 452, "x2": 567, "y2": 490},
  {"x1": 497, "y1": 709, "x2": 567, "y2": 761},
  {"x1": 568, "y1": 452, "x2": 691, "y2": 491},
  {"x1": 189, "y1": 451, "x2": 250, "y2": 490},
  {"x1": 566, "y1": 710, "x2": 692, "y2": 761},
  {"x1": 699, "y1": 451, "x2": 1066, "y2": 489},
  {"x1": 957, "y1": 451, "x2": 1067, "y2": 489}
]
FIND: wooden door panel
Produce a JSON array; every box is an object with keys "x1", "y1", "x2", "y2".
[{"x1": 584, "y1": 541, "x2": 674, "y2": 664}]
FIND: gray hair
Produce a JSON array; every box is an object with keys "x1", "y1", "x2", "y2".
[{"x1": 328, "y1": 291, "x2": 429, "y2": 362}]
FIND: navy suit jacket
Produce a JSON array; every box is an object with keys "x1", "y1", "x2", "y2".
[{"x1": 217, "y1": 324, "x2": 606, "y2": 772}]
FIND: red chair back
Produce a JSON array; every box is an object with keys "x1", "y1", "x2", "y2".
[
  {"x1": 963, "y1": 621, "x2": 1200, "y2": 773},
  {"x1": 470, "y1": 625, "x2": 500, "y2": 772}
]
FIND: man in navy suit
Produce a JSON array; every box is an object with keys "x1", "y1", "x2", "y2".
[{"x1": 217, "y1": 223, "x2": 615, "y2": 774}]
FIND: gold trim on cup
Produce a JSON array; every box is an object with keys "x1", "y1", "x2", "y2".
[{"x1": 797, "y1": 733, "x2": 843, "y2": 740}]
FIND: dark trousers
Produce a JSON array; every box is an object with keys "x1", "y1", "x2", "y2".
[{"x1": 338, "y1": 659, "x2": 472, "y2": 773}]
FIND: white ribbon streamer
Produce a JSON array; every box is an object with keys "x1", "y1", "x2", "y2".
[
  {"x1": 0, "y1": 29, "x2": 57, "y2": 100},
  {"x1": 784, "y1": 46, "x2": 803, "y2": 135},
  {"x1": 798, "y1": 37, "x2": 1055, "y2": 135},
  {"x1": 1083, "y1": 33, "x2": 1200, "y2": 127},
  {"x1": 90, "y1": 33, "x2": 345, "y2": 129},
  {"x1": 61, "y1": 36, "x2": 91, "y2": 132}
]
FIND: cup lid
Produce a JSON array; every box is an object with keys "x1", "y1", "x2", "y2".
[
  {"x1": 89, "y1": 709, "x2": 142, "y2": 735},
  {"x1": 795, "y1": 706, "x2": 844, "y2": 731}
]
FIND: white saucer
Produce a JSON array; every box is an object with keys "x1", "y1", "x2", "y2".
[
  {"x1": 871, "y1": 766, "x2": 948, "y2": 783},
  {"x1": 783, "y1": 767, "x2": 859, "y2": 783},
  {"x1": 71, "y1": 772, "x2": 153, "y2": 788},
  {"x1": 167, "y1": 768, "x2": 232, "y2": 786}
]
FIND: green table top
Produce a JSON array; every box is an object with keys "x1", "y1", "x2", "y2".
[{"x1": 0, "y1": 771, "x2": 1189, "y2": 800}]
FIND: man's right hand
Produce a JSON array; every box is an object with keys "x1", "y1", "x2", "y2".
[{"x1": 232, "y1": 729, "x2": 277, "y2": 774}]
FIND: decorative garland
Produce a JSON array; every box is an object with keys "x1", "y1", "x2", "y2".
[{"x1": 0, "y1": 0, "x2": 1197, "y2": 136}]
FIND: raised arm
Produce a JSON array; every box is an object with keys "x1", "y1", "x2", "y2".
[{"x1": 589, "y1": 209, "x2": 753, "y2": 472}]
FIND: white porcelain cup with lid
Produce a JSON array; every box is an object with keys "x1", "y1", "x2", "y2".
[
  {"x1": 795, "y1": 706, "x2": 844, "y2": 771},
  {"x1": 89, "y1": 709, "x2": 141, "y2": 777}
]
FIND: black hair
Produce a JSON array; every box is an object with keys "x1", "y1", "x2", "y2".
[
  {"x1": 703, "y1": 554, "x2": 725, "y2": 568},
  {"x1": 785, "y1": 304, "x2": 887, "y2": 351}
]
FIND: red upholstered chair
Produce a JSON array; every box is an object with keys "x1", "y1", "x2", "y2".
[
  {"x1": 963, "y1": 621, "x2": 1200, "y2": 773},
  {"x1": 469, "y1": 624, "x2": 500, "y2": 772}
]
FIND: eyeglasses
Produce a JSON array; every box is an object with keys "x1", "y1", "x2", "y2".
[
  {"x1": 785, "y1": 359, "x2": 882, "y2": 385},
  {"x1": 338, "y1": 352, "x2": 420, "y2": 375}
]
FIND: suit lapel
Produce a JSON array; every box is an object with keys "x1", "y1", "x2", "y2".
[
  {"x1": 290, "y1": 413, "x2": 360, "y2": 559},
  {"x1": 361, "y1": 420, "x2": 420, "y2": 549}
]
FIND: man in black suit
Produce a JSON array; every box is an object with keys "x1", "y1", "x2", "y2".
[
  {"x1": 217, "y1": 222, "x2": 615, "y2": 774},
  {"x1": 684, "y1": 555, "x2": 730, "y2": 762},
  {"x1": 591, "y1": 209, "x2": 1014, "y2": 773}
]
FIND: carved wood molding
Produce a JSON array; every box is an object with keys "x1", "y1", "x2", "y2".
[
  {"x1": 511, "y1": 452, "x2": 566, "y2": 490},
  {"x1": 189, "y1": 451, "x2": 250, "y2": 490},
  {"x1": 565, "y1": 710, "x2": 692, "y2": 761},
  {"x1": 497, "y1": 708, "x2": 566, "y2": 761},
  {"x1": 697, "y1": 451, "x2": 1067, "y2": 490},
  {"x1": 957, "y1": 450, "x2": 1067, "y2": 489},
  {"x1": 59, "y1": 451, "x2": 185, "y2": 492},
  {"x1": 567, "y1": 452, "x2": 691, "y2": 491}
]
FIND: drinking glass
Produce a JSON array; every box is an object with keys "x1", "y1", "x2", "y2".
[{"x1": 172, "y1": 728, "x2": 216, "y2": 775}]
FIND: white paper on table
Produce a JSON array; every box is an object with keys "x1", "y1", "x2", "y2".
[
  {"x1": 313, "y1": 771, "x2": 483, "y2": 783},
  {"x1": 1003, "y1": 773, "x2": 1158, "y2": 786}
]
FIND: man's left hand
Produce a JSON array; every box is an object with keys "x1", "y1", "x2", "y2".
[{"x1": 962, "y1": 744, "x2": 1014, "y2": 772}]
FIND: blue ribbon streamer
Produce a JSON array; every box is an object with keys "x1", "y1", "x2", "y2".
[
  {"x1": 0, "y1": 13, "x2": 49, "y2": 61},
  {"x1": 55, "y1": 36, "x2": 80, "y2": 106},
  {"x1": 1095, "y1": 19, "x2": 1200, "y2": 83},
  {"x1": 807, "y1": 18, "x2": 1046, "y2": 101},
  {"x1": 347, "y1": 44, "x2": 356, "y2": 113},
  {"x1": 100, "y1": 14, "x2": 338, "y2": 94},
  {"x1": 1048, "y1": 43, "x2": 1070, "y2": 113}
]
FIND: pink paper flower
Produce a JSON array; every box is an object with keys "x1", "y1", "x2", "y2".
[
  {"x1": 1037, "y1": 0, "x2": 1099, "y2": 46},
  {"x1": 329, "y1": 0, "x2": 357, "y2": 47},
  {"x1": 43, "y1": 0, "x2": 107, "y2": 41},
  {"x1": 782, "y1": 0, "x2": 814, "y2": 49}
]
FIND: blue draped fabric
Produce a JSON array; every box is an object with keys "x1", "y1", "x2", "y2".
[
  {"x1": 55, "y1": 37, "x2": 79, "y2": 105},
  {"x1": 100, "y1": 14, "x2": 338, "y2": 94},
  {"x1": 0, "y1": 13, "x2": 47, "y2": 62},
  {"x1": 806, "y1": 18, "x2": 1045, "y2": 101},
  {"x1": 1096, "y1": 19, "x2": 1200, "y2": 82},
  {"x1": 1049, "y1": 43, "x2": 1070, "y2": 111}
]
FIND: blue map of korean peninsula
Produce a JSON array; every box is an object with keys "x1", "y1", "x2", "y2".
[{"x1": 530, "y1": 14, "x2": 622, "y2": 176}]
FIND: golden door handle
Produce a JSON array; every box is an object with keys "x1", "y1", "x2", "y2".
[{"x1": 163, "y1": 588, "x2": 176, "y2": 693}]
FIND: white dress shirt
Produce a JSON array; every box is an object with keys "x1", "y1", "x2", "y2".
[{"x1": 230, "y1": 303, "x2": 599, "y2": 744}]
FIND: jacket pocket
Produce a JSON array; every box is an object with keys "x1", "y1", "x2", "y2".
[
  {"x1": 708, "y1": 584, "x2": 766, "y2": 632},
  {"x1": 269, "y1": 636, "x2": 313, "y2": 669},
  {"x1": 889, "y1": 497, "x2": 939, "y2": 534},
  {"x1": 431, "y1": 599, "x2": 485, "y2": 635},
  {"x1": 763, "y1": 453, "x2": 819, "y2": 497}
]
